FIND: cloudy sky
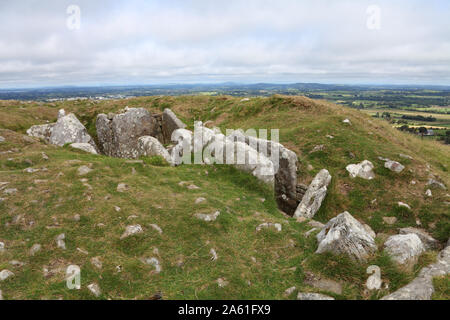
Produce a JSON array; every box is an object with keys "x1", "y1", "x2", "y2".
[{"x1": 1, "y1": 0, "x2": 449, "y2": 88}]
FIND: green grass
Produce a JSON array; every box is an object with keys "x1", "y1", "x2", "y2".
[{"x1": 0, "y1": 94, "x2": 449, "y2": 299}]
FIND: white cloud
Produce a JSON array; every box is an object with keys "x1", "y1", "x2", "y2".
[{"x1": 0, "y1": 0, "x2": 449, "y2": 87}]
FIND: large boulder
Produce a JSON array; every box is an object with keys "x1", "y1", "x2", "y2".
[
  {"x1": 346, "y1": 160, "x2": 375, "y2": 180},
  {"x1": 384, "y1": 234, "x2": 425, "y2": 270},
  {"x1": 162, "y1": 108, "x2": 186, "y2": 144},
  {"x1": 294, "y1": 169, "x2": 331, "y2": 219},
  {"x1": 316, "y1": 211, "x2": 377, "y2": 262},
  {"x1": 137, "y1": 136, "x2": 172, "y2": 165},
  {"x1": 227, "y1": 129, "x2": 298, "y2": 214},
  {"x1": 48, "y1": 113, "x2": 97, "y2": 150},
  {"x1": 382, "y1": 244, "x2": 450, "y2": 300},
  {"x1": 96, "y1": 108, "x2": 160, "y2": 158}
]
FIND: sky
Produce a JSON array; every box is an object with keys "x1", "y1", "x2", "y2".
[{"x1": 0, "y1": 0, "x2": 449, "y2": 88}]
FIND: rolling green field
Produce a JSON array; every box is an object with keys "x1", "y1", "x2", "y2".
[{"x1": 0, "y1": 95, "x2": 449, "y2": 300}]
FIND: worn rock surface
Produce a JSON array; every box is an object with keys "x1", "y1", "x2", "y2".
[
  {"x1": 384, "y1": 234, "x2": 425, "y2": 269},
  {"x1": 316, "y1": 211, "x2": 377, "y2": 262},
  {"x1": 383, "y1": 159, "x2": 405, "y2": 173},
  {"x1": 382, "y1": 244, "x2": 450, "y2": 300},
  {"x1": 96, "y1": 108, "x2": 160, "y2": 158},
  {"x1": 294, "y1": 169, "x2": 331, "y2": 219},
  {"x1": 49, "y1": 113, "x2": 97, "y2": 149},
  {"x1": 26, "y1": 123, "x2": 55, "y2": 142}
]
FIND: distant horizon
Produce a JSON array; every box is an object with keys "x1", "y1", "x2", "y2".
[
  {"x1": 1, "y1": 1, "x2": 449, "y2": 88},
  {"x1": 1, "y1": 81, "x2": 450, "y2": 91}
]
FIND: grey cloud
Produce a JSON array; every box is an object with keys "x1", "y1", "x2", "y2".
[{"x1": 0, "y1": 0, "x2": 449, "y2": 87}]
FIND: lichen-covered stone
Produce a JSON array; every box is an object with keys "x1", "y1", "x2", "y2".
[{"x1": 316, "y1": 211, "x2": 377, "y2": 262}]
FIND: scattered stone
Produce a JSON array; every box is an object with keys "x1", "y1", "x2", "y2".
[
  {"x1": 410, "y1": 180, "x2": 417, "y2": 185},
  {"x1": 383, "y1": 160, "x2": 405, "y2": 173},
  {"x1": 307, "y1": 164, "x2": 314, "y2": 171},
  {"x1": 90, "y1": 257, "x2": 102, "y2": 269},
  {"x1": 384, "y1": 234, "x2": 425, "y2": 269},
  {"x1": 305, "y1": 228, "x2": 318, "y2": 237},
  {"x1": 307, "y1": 220, "x2": 325, "y2": 229},
  {"x1": 256, "y1": 222, "x2": 282, "y2": 232},
  {"x1": 297, "y1": 292, "x2": 334, "y2": 300},
  {"x1": 366, "y1": 265, "x2": 382, "y2": 290},
  {"x1": 195, "y1": 197, "x2": 206, "y2": 204},
  {"x1": 342, "y1": 119, "x2": 351, "y2": 125},
  {"x1": 310, "y1": 144, "x2": 325, "y2": 153},
  {"x1": 142, "y1": 257, "x2": 161, "y2": 273},
  {"x1": 0, "y1": 270, "x2": 14, "y2": 281},
  {"x1": 187, "y1": 184, "x2": 200, "y2": 190},
  {"x1": 30, "y1": 243, "x2": 41, "y2": 256},
  {"x1": 73, "y1": 214, "x2": 81, "y2": 222},
  {"x1": 87, "y1": 283, "x2": 101, "y2": 297},
  {"x1": 0, "y1": 136, "x2": 4, "y2": 143},
  {"x1": 56, "y1": 233, "x2": 66, "y2": 250},
  {"x1": 294, "y1": 169, "x2": 331, "y2": 219},
  {"x1": 9, "y1": 260, "x2": 24, "y2": 267},
  {"x1": 399, "y1": 154, "x2": 413, "y2": 160},
  {"x1": 23, "y1": 167, "x2": 39, "y2": 173},
  {"x1": 210, "y1": 248, "x2": 218, "y2": 261},
  {"x1": 399, "y1": 227, "x2": 440, "y2": 251},
  {"x1": 117, "y1": 183, "x2": 129, "y2": 193},
  {"x1": 326, "y1": 135, "x2": 334, "y2": 139},
  {"x1": 283, "y1": 286, "x2": 296, "y2": 297},
  {"x1": 346, "y1": 160, "x2": 375, "y2": 180},
  {"x1": 77, "y1": 248, "x2": 89, "y2": 255},
  {"x1": 150, "y1": 224, "x2": 163, "y2": 234},
  {"x1": 382, "y1": 244, "x2": 450, "y2": 300},
  {"x1": 398, "y1": 202, "x2": 411, "y2": 210},
  {"x1": 41, "y1": 152, "x2": 49, "y2": 160},
  {"x1": 425, "y1": 189, "x2": 432, "y2": 197},
  {"x1": 383, "y1": 216, "x2": 397, "y2": 225},
  {"x1": 316, "y1": 211, "x2": 377, "y2": 262},
  {"x1": 0, "y1": 289, "x2": 2, "y2": 300},
  {"x1": 70, "y1": 143, "x2": 98, "y2": 155},
  {"x1": 120, "y1": 224, "x2": 143, "y2": 239},
  {"x1": 195, "y1": 211, "x2": 220, "y2": 222},
  {"x1": 114, "y1": 206, "x2": 121, "y2": 212},
  {"x1": 427, "y1": 179, "x2": 446, "y2": 190},
  {"x1": 217, "y1": 278, "x2": 229, "y2": 288},
  {"x1": 77, "y1": 165, "x2": 92, "y2": 176}
]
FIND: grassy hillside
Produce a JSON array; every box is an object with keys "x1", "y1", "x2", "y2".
[{"x1": 0, "y1": 95, "x2": 449, "y2": 299}]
